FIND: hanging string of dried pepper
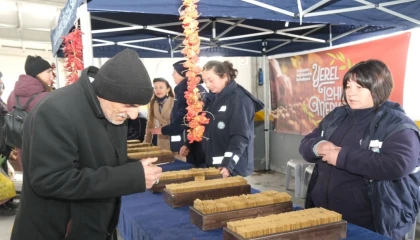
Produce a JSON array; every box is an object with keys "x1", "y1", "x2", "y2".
[
  {"x1": 62, "y1": 26, "x2": 84, "y2": 85},
  {"x1": 180, "y1": 0, "x2": 209, "y2": 143},
  {"x1": 50, "y1": 62, "x2": 56, "y2": 88}
]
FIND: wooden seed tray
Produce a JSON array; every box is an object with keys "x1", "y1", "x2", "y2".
[
  {"x1": 223, "y1": 220, "x2": 347, "y2": 240},
  {"x1": 190, "y1": 201, "x2": 293, "y2": 231},
  {"x1": 127, "y1": 147, "x2": 160, "y2": 153},
  {"x1": 163, "y1": 184, "x2": 251, "y2": 208},
  {"x1": 150, "y1": 174, "x2": 223, "y2": 193},
  {"x1": 128, "y1": 154, "x2": 175, "y2": 164}
]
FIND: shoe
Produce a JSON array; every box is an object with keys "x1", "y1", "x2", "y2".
[
  {"x1": 0, "y1": 205, "x2": 17, "y2": 216},
  {"x1": 4, "y1": 201, "x2": 19, "y2": 210}
]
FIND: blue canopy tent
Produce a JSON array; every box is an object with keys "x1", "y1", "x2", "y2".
[
  {"x1": 51, "y1": 0, "x2": 420, "y2": 170},
  {"x1": 52, "y1": 0, "x2": 420, "y2": 58}
]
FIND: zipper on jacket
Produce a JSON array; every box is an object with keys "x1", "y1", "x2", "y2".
[{"x1": 325, "y1": 110, "x2": 355, "y2": 208}]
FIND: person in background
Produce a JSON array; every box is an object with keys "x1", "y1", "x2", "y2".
[
  {"x1": 299, "y1": 59, "x2": 420, "y2": 240},
  {"x1": 7, "y1": 55, "x2": 53, "y2": 171},
  {"x1": 144, "y1": 78, "x2": 175, "y2": 151},
  {"x1": 11, "y1": 49, "x2": 162, "y2": 240},
  {"x1": 201, "y1": 60, "x2": 264, "y2": 178},
  {"x1": 148, "y1": 60, "x2": 189, "y2": 159},
  {"x1": 0, "y1": 71, "x2": 18, "y2": 216}
]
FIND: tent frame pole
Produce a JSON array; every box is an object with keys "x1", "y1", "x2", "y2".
[
  {"x1": 216, "y1": 19, "x2": 245, "y2": 39},
  {"x1": 117, "y1": 43, "x2": 168, "y2": 53},
  {"x1": 330, "y1": 26, "x2": 368, "y2": 42},
  {"x1": 241, "y1": 0, "x2": 294, "y2": 17},
  {"x1": 78, "y1": 1, "x2": 93, "y2": 67},
  {"x1": 262, "y1": 39, "x2": 270, "y2": 171},
  {"x1": 266, "y1": 26, "x2": 325, "y2": 53}
]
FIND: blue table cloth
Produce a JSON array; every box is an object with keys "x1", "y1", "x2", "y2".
[
  {"x1": 159, "y1": 160, "x2": 194, "y2": 172},
  {"x1": 118, "y1": 161, "x2": 391, "y2": 240}
]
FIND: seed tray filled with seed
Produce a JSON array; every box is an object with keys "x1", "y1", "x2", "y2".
[
  {"x1": 150, "y1": 168, "x2": 222, "y2": 193},
  {"x1": 163, "y1": 176, "x2": 251, "y2": 208},
  {"x1": 190, "y1": 190, "x2": 293, "y2": 231},
  {"x1": 223, "y1": 208, "x2": 346, "y2": 240},
  {"x1": 127, "y1": 148, "x2": 174, "y2": 164}
]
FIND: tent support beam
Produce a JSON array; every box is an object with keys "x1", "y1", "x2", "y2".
[
  {"x1": 266, "y1": 39, "x2": 292, "y2": 42},
  {"x1": 305, "y1": 0, "x2": 416, "y2": 18},
  {"x1": 262, "y1": 55, "x2": 270, "y2": 171},
  {"x1": 146, "y1": 27, "x2": 211, "y2": 42},
  {"x1": 119, "y1": 37, "x2": 167, "y2": 44},
  {"x1": 216, "y1": 19, "x2": 245, "y2": 39},
  {"x1": 92, "y1": 38, "x2": 114, "y2": 47},
  {"x1": 355, "y1": 0, "x2": 420, "y2": 25},
  {"x1": 266, "y1": 26, "x2": 325, "y2": 53},
  {"x1": 174, "y1": 44, "x2": 260, "y2": 54},
  {"x1": 217, "y1": 20, "x2": 271, "y2": 32},
  {"x1": 223, "y1": 39, "x2": 262, "y2": 46},
  {"x1": 92, "y1": 38, "x2": 114, "y2": 44},
  {"x1": 117, "y1": 43, "x2": 168, "y2": 53},
  {"x1": 306, "y1": 5, "x2": 372, "y2": 17},
  {"x1": 79, "y1": 2, "x2": 93, "y2": 67},
  {"x1": 212, "y1": 20, "x2": 216, "y2": 39},
  {"x1": 330, "y1": 25, "x2": 368, "y2": 42},
  {"x1": 280, "y1": 24, "x2": 327, "y2": 32},
  {"x1": 329, "y1": 24, "x2": 332, "y2": 47},
  {"x1": 92, "y1": 43, "x2": 114, "y2": 47},
  {"x1": 90, "y1": 17, "x2": 211, "y2": 34},
  {"x1": 219, "y1": 32, "x2": 273, "y2": 41},
  {"x1": 241, "y1": 0, "x2": 294, "y2": 17},
  {"x1": 301, "y1": 0, "x2": 332, "y2": 16},
  {"x1": 219, "y1": 45, "x2": 261, "y2": 53},
  {"x1": 275, "y1": 32, "x2": 326, "y2": 43},
  {"x1": 91, "y1": 16, "x2": 211, "y2": 28},
  {"x1": 92, "y1": 26, "x2": 144, "y2": 34}
]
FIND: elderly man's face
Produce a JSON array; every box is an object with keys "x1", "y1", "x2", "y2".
[{"x1": 98, "y1": 97, "x2": 140, "y2": 125}]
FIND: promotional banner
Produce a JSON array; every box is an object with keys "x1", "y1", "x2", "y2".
[{"x1": 270, "y1": 33, "x2": 410, "y2": 135}]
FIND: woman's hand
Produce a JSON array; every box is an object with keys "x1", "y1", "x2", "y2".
[
  {"x1": 317, "y1": 141, "x2": 338, "y2": 156},
  {"x1": 218, "y1": 167, "x2": 231, "y2": 178},
  {"x1": 321, "y1": 147, "x2": 342, "y2": 166},
  {"x1": 180, "y1": 146, "x2": 190, "y2": 157},
  {"x1": 148, "y1": 127, "x2": 162, "y2": 135}
]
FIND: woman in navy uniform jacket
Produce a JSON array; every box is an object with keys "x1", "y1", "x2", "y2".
[
  {"x1": 299, "y1": 59, "x2": 420, "y2": 240},
  {"x1": 201, "y1": 61, "x2": 264, "y2": 178}
]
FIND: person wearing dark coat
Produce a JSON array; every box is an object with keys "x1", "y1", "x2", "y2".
[
  {"x1": 201, "y1": 60, "x2": 264, "y2": 177},
  {"x1": 148, "y1": 60, "x2": 188, "y2": 157},
  {"x1": 299, "y1": 60, "x2": 420, "y2": 240},
  {"x1": 7, "y1": 55, "x2": 53, "y2": 171},
  {"x1": 11, "y1": 49, "x2": 162, "y2": 240}
]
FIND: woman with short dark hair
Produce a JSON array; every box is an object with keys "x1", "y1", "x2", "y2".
[
  {"x1": 300, "y1": 59, "x2": 420, "y2": 239},
  {"x1": 201, "y1": 60, "x2": 264, "y2": 178}
]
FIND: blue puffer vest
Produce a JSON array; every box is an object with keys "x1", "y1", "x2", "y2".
[{"x1": 306, "y1": 101, "x2": 420, "y2": 239}]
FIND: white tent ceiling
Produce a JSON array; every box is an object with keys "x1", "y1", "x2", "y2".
[{"x1": 0, "y1": 0, "x2": 66, "y2": 53}]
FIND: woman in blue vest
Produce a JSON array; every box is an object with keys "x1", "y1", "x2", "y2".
[{"x1": 300, "y1": 59, "x2": 420, "y2": 240}]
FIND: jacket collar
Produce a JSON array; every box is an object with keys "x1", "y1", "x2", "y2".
[{"x1": 78, "y1": 66, "x2": 104, "y2": 119}]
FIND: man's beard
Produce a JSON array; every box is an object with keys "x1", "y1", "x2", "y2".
[{"x1": 107, "y1": 113, "x2": 127, "y2": 125}]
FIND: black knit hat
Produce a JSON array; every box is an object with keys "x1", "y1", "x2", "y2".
[
  {"x1": 173, "y1": 60, "x2": 187, "y2": 78},
  {"x1": 24, "y1": 55, "x2": 51, "y2": 77},
  {"x1": 92, "y1": 49, "x2": 153, "y2": 105}
]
